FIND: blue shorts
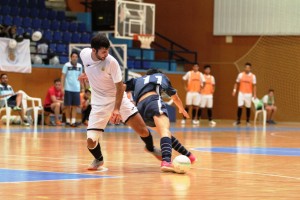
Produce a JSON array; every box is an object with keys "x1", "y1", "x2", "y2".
[
  {"x1": 137, "y1": 95, "x2": 169, "y2": 127},
  {"x1": 64, "y1": 91, "x2": 80, "y2": 106},
  {"x1": 7, "y1": 94, "x2": 17, "y2": 108}
]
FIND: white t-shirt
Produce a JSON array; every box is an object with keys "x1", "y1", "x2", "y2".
[{"x1": 80, "y1": 48, "x2": 125, "y2": 106}]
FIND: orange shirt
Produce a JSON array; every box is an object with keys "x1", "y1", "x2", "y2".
[
  {"x1": 183, "y1": 71, "x2": 203, "y2": 92},
  {"x1": 201, "y1": 75, "x2": 215, "y2": 95},
  {"x1": 237, "y1": 72, "x2": 256, "y2": 94}
]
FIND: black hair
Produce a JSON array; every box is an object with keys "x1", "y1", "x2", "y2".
[
  {"x1": 0, "y1": 73, "x2": 7, "y2": 78},
  {"x1": 70, "y1": 51, "x2": 79, "y2": 57},
  {"x1": 193, "y1": 63, "x2": 199, "y2": 66},
  {"x1": 91, "y1": 33, "x2": 110, "y2": 50},
  {"x1": 146, "y1": 68, "x2": 163, "y2": 75},
  {"x1": 204, "y1": 65, "x2": 211, "y2": 69},
  {"x1": 269, "y1": 89, "x2": 274, "y2": 93},
  {"x1": 245, "y1": 62, "x2": 252, "y2": 67},
  {"x1": 85, "y1": 89, "x2": 91, "y2": 93},
  {"x1": 53, "y1": 78, "x2": 61, "y2": 83}
]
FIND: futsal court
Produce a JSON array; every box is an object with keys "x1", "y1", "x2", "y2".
[{"x1": 0, "y1": 121, "x2": 299, "y2": 199}]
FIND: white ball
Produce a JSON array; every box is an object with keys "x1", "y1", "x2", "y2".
[
  {"x1": 32, "y1": 31, "x2": 42, "y2": 42},
  {"x1": 173, "y1": 155, "x2": 191, "y2": 174},
  {"x1": 33, "y1": 55, "x2": 43, "y2": 64},
  {"x1": 8, "y1": 39, "x2": 17, "y2": 49},
  {"x1": 49, "y1": 56, "x2": 59, "y2": 65}
]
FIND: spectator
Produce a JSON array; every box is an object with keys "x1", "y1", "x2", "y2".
[
  {"x1": 262, "y1": 89, "x2": 277, "y2": 124},
  {"x1": 44, "y1": 78, "x2": 64, "y2": 126},
  {"x1": 7, "y1": 25, "x2": 17, "y2": 39},
  {"x1": 81, "y1": 89, "x2": 91, "y2": 126},
  {"x1": 37, "y1": 40, "x2": 49, "y2": 64},
  {"x1": 0, "y1": 73, "x2": 30, "y2": 126},
  {"x1": 61, "y1": 52, "x2": 83, "y2": 127}
]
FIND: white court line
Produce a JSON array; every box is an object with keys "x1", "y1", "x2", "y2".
[
  {"x1": 0, "y1": 154, "x2": 299, "y2": 182},
  {"x1": 270, "y1": 132, "x2": 300, "y2": 139}
]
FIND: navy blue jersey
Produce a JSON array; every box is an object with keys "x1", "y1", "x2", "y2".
[{"x1": 125, "y1": 73, "x2": 177, "y2": 102}]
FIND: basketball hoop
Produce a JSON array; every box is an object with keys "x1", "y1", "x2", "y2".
[{"x1": 133, "y1": 34, "x2": 154, "y2": 49}]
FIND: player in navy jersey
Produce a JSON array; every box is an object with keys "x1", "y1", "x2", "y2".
[{"x1": 125, "y1": 69, "x2": 197, "y2": 172}]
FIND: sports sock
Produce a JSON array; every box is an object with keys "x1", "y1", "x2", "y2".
[
  {"x1": 237, "y1": 107, "x2": 242, "y2": 122},
  {"x1": 171, "y1": 136, "x2": 191, "y2": 156},
  {"x1": 183, "y1": 106, "x2": 189, "y2": 119},
  {"x1": 88, "y1": 143, "x2": 103, "y2": 161},
  {"x1": 160, "y1": 137, "x2": 172, "y2": 162},
  {"x1": 140, "y1": 130, "x2": 154, "y2": 152},
  {"x1": 207, "y1": 108, "x2": 213, "y2": 121},
  {"x1": 71, "y1": 118, "x2": 76, "y2": 124},
  {"x1": 192, "y1": 108, "x2": 196, "y2": 119},
  {"x1": 198, "y1": 109, "x2": 202, "y2": 120},
  {"x1": 66, "y1": 118, "x2": 70, "y2": 123},
  {"x1": 246, "y1": 108, "x2": 251, "y2": 122}
]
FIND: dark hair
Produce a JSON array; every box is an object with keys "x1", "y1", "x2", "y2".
[
  {"x1": 70, "y1": 52, "x2": 79, "y2": 57},
  {"x1": 146, "y1": 68, "x2": 163, "y2": 75},
  {"x1": 245, "y1": 62, "x2": 252, "y2": 67},
  {"x1": 269, "y1": 89, "x2": 274, "y2": 93},
  {"x1": 0, "y1": 73, "x2": 7, "y2": 78},
  {"x1": 193, "y1": 63, "x2": 199, "y2": 66},
  {"x1": 204, "y1": 65, "x2": 211, "y2": 69},
  {"x1": 85, "y1": 89, "x2": 91, "y2": 93},
  {"x1": 91, "y1": 33, "x2": 110, "y2": 50},
  {"x1": 53, "y1": 78, "x2": 61, "y2": 83}
]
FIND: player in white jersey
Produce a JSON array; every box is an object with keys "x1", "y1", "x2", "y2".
[{"x1": 79, "y1": 34, "x2": 161, "y2": 170}]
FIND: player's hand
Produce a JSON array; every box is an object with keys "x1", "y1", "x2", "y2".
[
  {"x1": 110, "y1": 109, "x2": 122, "y2": 124},
  {"x1": 232, "y1": 91, "x2": 236, "y2": 97},
  {"x1": 179, "y1": 109, "x2": 190, "y2": 119},
  {"x1": 253, "y1": 94, "x2": 257, "y2": 99},
  {"x1": 78, "y1": 73, "x2": 88, "y2": 84}
]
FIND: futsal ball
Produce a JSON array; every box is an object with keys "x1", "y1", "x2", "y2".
[
  {"x1": 173, "y1": 155, "x2": 191, "y2": 174},
  {"x1": 8, "y1": 39, "x2": 17, "y2": 49},
  {"x1": 32, "y1": 31, "x2": 42, "y2": 42}
]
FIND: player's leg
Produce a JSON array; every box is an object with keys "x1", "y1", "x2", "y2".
[
  {"x1": 270, "y1": 106, "x2": 277, "y2": 124},
  {"x1": 198, "y1": 95, "x2": 207, "y2": 121},
  {"x1": 64, "y1": 91, "x2": 71, "y2": 125},
  {"x1": 71, "y1": 91, "x2": 81, "y2": 127},
  {"x1": 245, "y1": 94, "x2": 252, "y2": 125},
  {"x1": 207, "y1": 96, "x2": 216, "y2": 126},
  {"x1": 192, "y1": 93, "x2": 201, "y2": 124},
  {"x1": 234, "y1": 92, "x2": 244, "y2": 125},
  {"x1": 182, "y1": 92, "x2": 192, "y2": 124},
  {"x1": 15, "y1": 93, "x2": 22, "y2": 109},
  {"x1": 50, "y1": 102, "x2": 62, "y2": 125}
]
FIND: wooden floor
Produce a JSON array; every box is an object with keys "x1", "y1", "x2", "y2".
[{"x1": 0, "y1": 120, "x2": 300, "y2": 200}]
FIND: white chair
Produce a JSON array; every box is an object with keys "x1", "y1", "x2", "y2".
[
  {"x1": 0, "y1": 98, "x2": 12, "y2": 128},
  {"x1": 252, "y1": 98, "x2": 266, "y2": 127},
  {"x1": 19, "y1": 90, "x2": 44, "y2": 128}
]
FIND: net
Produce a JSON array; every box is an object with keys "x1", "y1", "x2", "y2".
[{"x1": 234, "y1": 36, "x2": 300, "y2": 121}]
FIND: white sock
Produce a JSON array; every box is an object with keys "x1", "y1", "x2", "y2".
[
  {"x1": 71, "y1": 118, "x2": 76, "y2": 124},
  {"x1": 66, "y1": 118, "x2": 70, "y2": 123}
]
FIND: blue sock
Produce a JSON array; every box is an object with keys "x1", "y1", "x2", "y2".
[{"x1": 160, "y1": 137, "x2": 172, "y2": 162}]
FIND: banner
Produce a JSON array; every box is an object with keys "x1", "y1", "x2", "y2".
[{"x1": 0, "y1": 38, "x2": 32, "y2": 73}]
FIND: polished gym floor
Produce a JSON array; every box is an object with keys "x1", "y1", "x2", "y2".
[{"x1": 0, "y1": 121, "x2": 299, "y2": 199}]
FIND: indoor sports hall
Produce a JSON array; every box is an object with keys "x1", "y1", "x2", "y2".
[{"x1": 0, "y1": 0, "x2": 299, "y2": 199}]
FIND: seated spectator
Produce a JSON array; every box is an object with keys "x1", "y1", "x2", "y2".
[
  {"x1": 81, "y1": 89, "x2": 91, "y2": 126},
  {"x1": 37, "y1": 40, "x2": 49, "y2": 64},
  {"x1": 44, "y1": 78, "x2": 64, "y2": 126},
  {"x1": 262, "y1": 89, "x2": 277, "y2": 124},
  {"x1": 0, "y1": 73, "x2": 30, "y2": 126}
]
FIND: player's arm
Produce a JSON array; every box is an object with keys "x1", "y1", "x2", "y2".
[
  {"x1": 200, "y1": 73, "x2": 206, "y2": 89},
  {"x1": 182, "y1": 72, "x2": 189, "y2": 91},
  {"x1": 253, "y1": 84, "x2": 257, "y2": 99},
  {"x1": 171, "y1": 93, "x2": 189, "y2": 118},
  {"x1": 111, "y1": 81, "x2": 124, "y2": 124},
  {"x1": 61, "y1": 73, "x2": 66, "y2": 93},
  {"x1": 232, "y1": 74, "x2": 241, "y2": 96}
]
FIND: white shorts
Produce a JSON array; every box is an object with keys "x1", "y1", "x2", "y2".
[
  {"x1": 186, "y1": 92, "x2": 201, "y2": 106},
  {"x1": 200, "y1": 95, "x2": 213, "y2": 108},
  {"x1": 238, "y1": 92, "x2": 252, "y2": 108},
  {"x1": 87, "y1": 96, "x2": 138, "y2": 131}
]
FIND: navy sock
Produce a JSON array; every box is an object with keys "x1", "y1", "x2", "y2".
[
  {"x1": 183, "y1": 106, "x2": 189, "y2": 119},
  {"x1": 237, "y1": 107, "x2": 242, "y2": 122},
  {"x1": 88, "y1": 143, "x2": 103, "y2": 161},
  {"x1": 171, "y1": 136, "x2": 191, "y2": 156},
  {"x1": 246, "y1": 108, "x2": 251, "y2": 122},
  {"x1": 198, "y1": 108, "x2": 202, "y2": 120},
  {"x1": 140, "y1": 130, "x2": 154, "y2": 152},
  {"x1": 192, "y1": 108, "x2": 196, "y2": 119},
  {"x1": 160, "y1": 137, "x2": 172, "y2": 162},
  {"x1": 208, "y1": 108, "x2": 213, "y2": 121}
]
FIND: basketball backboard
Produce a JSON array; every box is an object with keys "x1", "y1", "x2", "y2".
[{"x1": 115, "y1": 0, "x2": 155, "y2": 39}]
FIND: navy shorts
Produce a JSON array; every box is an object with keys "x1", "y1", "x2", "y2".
[
  {"x1": 137, "y1": 95, "x2": 169, "y2": 127},
  {"x1": 7, "y1": 94, "x2": 17, "y2": 108},
  {"x1": 64, "y1": 91, "x2": 80, "y2": 106}
]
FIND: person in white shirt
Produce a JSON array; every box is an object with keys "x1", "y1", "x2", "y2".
[
  {"x1": 262, "y1": 89, "x2": 277, "y2": 124},
  {"x1": 79, "y1": 34, "x2": 161, "y2": 170}
]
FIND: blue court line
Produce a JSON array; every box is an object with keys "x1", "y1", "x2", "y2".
[
  {"x1": 0, "y1": 168, "x2": 118, "y2": 183},
  {"x1": 1, "y1": 126, "x2": 300, "y2": 134},
  {"x1": 192, "y1": 147, "x2": 300, "y2": 156}
]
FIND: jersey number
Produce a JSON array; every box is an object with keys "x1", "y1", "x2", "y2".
[{"x1": 143, "y1": 75, "x2": 162, "y2": 85}]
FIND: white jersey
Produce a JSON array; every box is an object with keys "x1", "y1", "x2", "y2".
[{"x1": 80, "y1": 48, "x2": 125, "y2": 106}]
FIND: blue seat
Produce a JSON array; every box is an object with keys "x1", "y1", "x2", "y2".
[
  {"x1": 9, "y1": 0, "x2": 19, "y2": 6},
  {"x1": 59, "y1": 56, "x2": 69, "y2": 64},
  {"x1": 56, "y1": 11, "x2": 65, "y2": 20},
  {"x1": 56, "y1": 44, "x2": 67, "y2": 54},
  {"x1": 19, "y1": 0, "x2": 28, "y2": 7},
  {"x1": 50, "y1": 20, "x2": 60, "y2": 30},
  {"x1": 62, "y1": 32, "x2": 71, "y2": 43},
  {"x1": 16, "y1": 27, "x2": 24, "y2": 35},
  {"x1": 49, "y1": 43, "x2": 56, "y2": 53},
  {"x1": 19, "y1": 8, "x2": 29, "y2": 17},
  {"x1": 23, "y1": 27, "x2": 33, "y2": 35},
  {"x1": 1, "y1": 6, "x2": 11, "y2": 15},
  {"x1": 10, "y1": 7, "x2": 19, "y2": 16},
  {"x1": 80, "y1": 33, "x2": 90, "y2": 43},
  {"x1": 37, "y1": 0, "x2": 46, "y2": 9},
  {"x1": 53, "y1": 31, "x2": 62, "y2": 42},
  {"x1": 39, "y1": 9, "x2": 48, "y2": 19},
  {"x1": 1, "y1": 0, "x2": 10, "y2": 5},
  {"x1": 30, "y1": 8, "x2": 39, "y2": 18},
  {"x1": 32, "y1": 18, "x2": 42, "y2": 30},
  {"x1": 48, "y1": 10, "x2": 57, "y2": 20},
  {"x1": 59, "y1": 21, "x2": 69, "y2": 32},
  {"x1": 43, "y1": 30, "x2": 53, "y2": 41},
  {"x1": 77, "y1": 23, "x2": 87, "y2": 32},
  {"x1": 3, "y1": 16, "x2": 13, "y2": 26},
  {"x1": 41, "y1": 19, "x2": 50, "y2": 30},
  {"x1": 71, "y1": 32, "x2": 81, "y2": 43},
  {"x1": 68, "y1": 23, "x2": 78, "y2": 32},
  {"x1": 22, "y1": 17, "x2": 32, "y2": 27},
  {"x1": 13, "y1": 16, "x2": 22, "y2": 26}
]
